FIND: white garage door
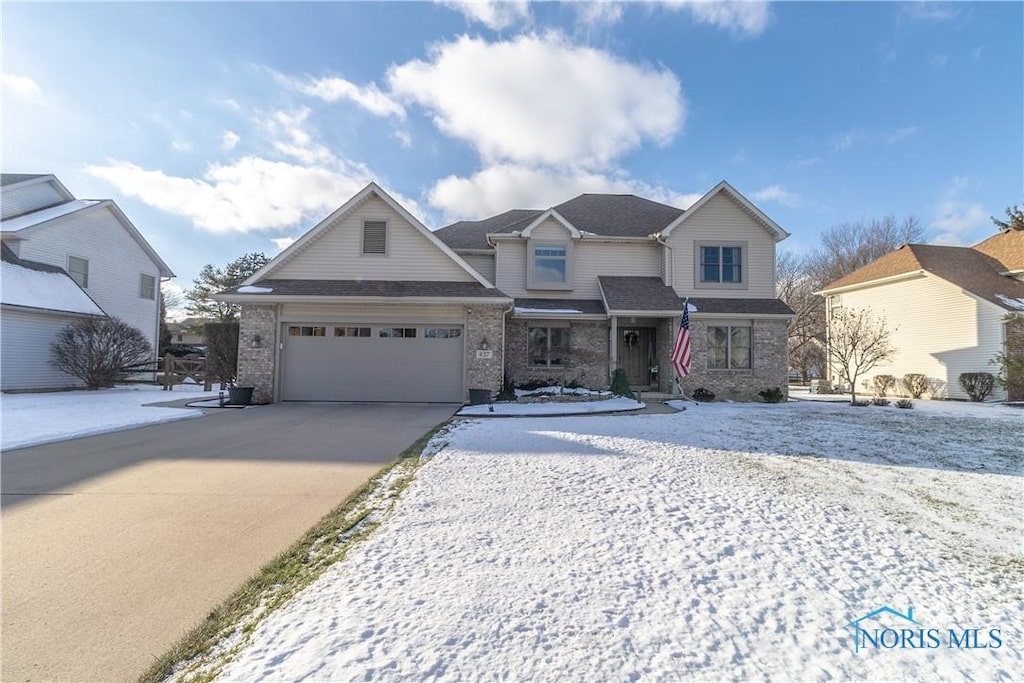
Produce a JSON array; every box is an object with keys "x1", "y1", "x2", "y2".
[{"x1": 280, "y1": 323, "x2": 464, "y2": 402}]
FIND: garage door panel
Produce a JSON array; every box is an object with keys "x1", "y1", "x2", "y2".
[{"x1": 281, "y1": 325, "x2": 464, "y2": 402}]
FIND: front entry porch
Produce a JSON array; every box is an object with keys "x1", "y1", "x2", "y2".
[{"x1": 615, "y1": 325, "x2": 658, "y2": 389}]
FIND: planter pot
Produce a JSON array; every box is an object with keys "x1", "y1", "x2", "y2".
[
  {"x1": 227, "y1": 386, "x2": 255, "y2": 406},
  {"x1": 468, "y1": 388, "x2": 492, "y2": 405}
]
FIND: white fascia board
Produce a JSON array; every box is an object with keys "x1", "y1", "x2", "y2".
[
  {"x1": 814, "y1": 270, "x2": 926, "y2": 296},
  {"x1": 607, "y1": 309, "x2": 682, "y2": 317},
  {"x1": 690, "y1": 312, "x2": 796, "y2": 320},
  {"x1": 519, "y1": 209, "x2": 581, "y2": 239},
  {"x1": 511, "y1": 312, "x2": 607, "y2": 321},
  {"x1": 0, "y1": 302, "x2": 106, "y2": 318},
  {"x1": 660, "y1": 180, "x2": 790, "y2": 242},
  {"x1": 213, "y1": 294, "x2": 514, "y2": 306},
  {"x1": 244, "y1": 182, "x2": 495, "y2": 288},
  {"x1": 1, "y1": 174, "x2": 74, "y2": 202}
]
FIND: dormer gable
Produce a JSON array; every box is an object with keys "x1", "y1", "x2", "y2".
[{"x1": 245, "y1": 183, "x2": 493, "y2": 286}]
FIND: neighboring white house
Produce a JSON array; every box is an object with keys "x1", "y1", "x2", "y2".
[
  {"x1": 218, "y1": 181, "x2": 794, "y2": 404},
  {"x1": 0, "y1": 174, "x2": 174, "y2": 391},
  {"x1": 818, "y1": 229, "x2": 1024, "y2": 400}
]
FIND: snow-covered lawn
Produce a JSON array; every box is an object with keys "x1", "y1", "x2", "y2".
[
  {"x1": 218, "y1": 401, "x2": 1022, "y2": 682},
  {"x1": 1, "y1": 383, "x2": 219, "y2": 450}
]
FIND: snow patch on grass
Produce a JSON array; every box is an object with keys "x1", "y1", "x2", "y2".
[{"x1": 457, "y1": 397, "x2": 644, "y2": 416}]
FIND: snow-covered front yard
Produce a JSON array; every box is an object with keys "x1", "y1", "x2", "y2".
[
  {"x1": 1, "y1": 383, "x2": 219, "y2": 450},
  {"x1": 218, "y1": 401, "x2": 1022, "y2": 681}
]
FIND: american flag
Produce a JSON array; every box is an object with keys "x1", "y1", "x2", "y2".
[{"x1": 671, "y1": 302, "x2": 692, "y2": 378}]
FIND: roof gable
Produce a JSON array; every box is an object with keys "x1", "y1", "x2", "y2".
[
  {"x1": 973, "y1": 230, "x2": 1024, "y2": 272},
  {"x1": 519, "y1": 209, "x2": 580, "y2": 239},
  {"x1": 660, "y1": 181, "x2": 789, "y2": 241},
  {"x1": 245, "y1": 183, "x2": 493, "y2": 287}
]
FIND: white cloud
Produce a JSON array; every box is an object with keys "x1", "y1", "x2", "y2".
[
  {"x1": 439, "y1": 1, "x2": 531, "y2": 30},
  {"x1": 576, "y1": 1, "x2": 624, "y2": 26},
  {"x1": 263, "y1": 108, "x2": 334, "y2": 165},
  {"x1": 752, "y1": 185, "x2": 801, "y2": 208},
  {"x1": 931, "y1": 176, "x2": 989, "y2": 245},
  {"x1": 667, "y1": 0, "x2": 772, "y2": 37},
  {"x1": 222, "y1": 130, "x2": 241, "y2": 151},
  {"x1": 291, "y1": 75, "x2": 405, "y2": 118},
  {"x1": 901, "y1": 1, "x2": 960, "y2": 22},
  {"x1": 2, "y1": 73, "x2": 43, "y2": 102},
  {"x1": 388, "y1": 33, "x2": 684, "y2": 169},
  {"x1": 85, "y1": 156, "x2": 377, "y2": 234},
  {"x1": 271, "y1": 236, "x2": 297, "y2": 251},
  {"x1": 171, "y1": 139, "x2": 193, "y2": 152},
  {"x1": 883, "y1": 125, "x2": 919, "y2": 144},
  {"x1": 428, "y1": 163, "x2": 700, "y2": 221},
  {"x1": 833, "y1": 125, "x2": 918, "y2": 151},
  {"x1": 392, "y1": 129, "x2": 413, "y2": 148},
  {"x1": 160, "y1": 281, "x2": 189, "y2": 321}
]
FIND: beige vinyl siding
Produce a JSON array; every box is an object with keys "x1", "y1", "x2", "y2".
[
  {"x1": 495, "y1": 239, "x2": 660, "y2": 299},
  {"x1": 274, "y1": 197, "x2": 473, "y2": 282},
  {"x1": 460, "y1": 253, "x2": 495, "y2": 283},
  {"x1": 530, "y1": 217, "x2": 573, "y2": 239},
  {"x1": 0, "y1": 309, "x2": 85, "y2": 390},
  {"x1": 830, "y1": 274, "x2": 1008, "y2": 400},
  {"x1": 1, "y1": 181, "x2": 67, "y2": 220},
  {"x1": 16, "y1": 205, "x2": 161, "y2": 355},
  {"x1": 666, "y1": 193, "x2": 776, "y2": 298}
]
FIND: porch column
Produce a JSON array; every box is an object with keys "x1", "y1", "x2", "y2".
[{"x1": 609, "y1": 316, "x2": 618, "y2": 380}]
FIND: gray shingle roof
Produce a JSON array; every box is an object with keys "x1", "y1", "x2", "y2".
[
  {"x1": 434, "y1": 194, "x2": 685, "y2": 250},
  {"x1": 688, "y1": 297, "x2": 795, "y2": 316},
  {"x1": 512, "y1": 298, "x2": 607, "y2": 315},
  {"x1": 222, "y1": 279, "x2": 509, "y2": 299},
  {"x1": 598, "y1": 276, "x2": 682, "y2": 313},
  {"x1": 0, "y1": 174, "x2": 48, "y2": 187},
  {"x1": 434, "y1": 209, "x2": 542, "y2": 250}
]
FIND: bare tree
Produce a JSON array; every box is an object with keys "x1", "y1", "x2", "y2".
[
  {"x1": 825, "y1": 308, "x2": 897, "y2": 404},
  {"x1": 51, "y1": 317, "x2": 153, "y2": 389},
  {"x1": 777, "y1": 251, "x2": 825, "y2": 380}
]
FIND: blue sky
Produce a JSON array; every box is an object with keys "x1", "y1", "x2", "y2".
[{"x1": 3, "y1": 1, "x2": 1021, "y2": 306}]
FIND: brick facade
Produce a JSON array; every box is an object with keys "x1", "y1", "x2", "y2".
[
  {"x1": 505, "y1": 319, "x2": 611, "y2": 389},
  {"x1": 237, "y1": 304, "x2": 278, "y2": 404},
  {"x1": 465, "y1": 305, "x2": 506, "y2": 393},
  {"x1": 676, "y1": 318, "x2": 789, "y2": 401}
]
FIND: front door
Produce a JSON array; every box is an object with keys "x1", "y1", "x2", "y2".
[{"x1": 617, "y1": 327, "x2": 657, "y2": 388}]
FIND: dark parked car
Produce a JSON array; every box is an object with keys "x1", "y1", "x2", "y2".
[{"x1": 167, "y1": 344, "x2": 206, "y2": 359}]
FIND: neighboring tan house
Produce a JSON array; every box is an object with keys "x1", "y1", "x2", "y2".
[
  {"x1": 818, "y1": 229, "x2": 1024, "y2": 400},
  {"x1": 218, "y1": 181, "x2": 794, "y2": 404},
  {"x1": 0, "y1": 173, "x2": 174, "y2": 390}
]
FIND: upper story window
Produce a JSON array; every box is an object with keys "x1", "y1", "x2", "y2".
[
  {"x1": 695, "y1": 243, "x2": 746, "y2": 289},
  {"x1": 362, "y1": 220, "x2": 387, "y2": 254},
  {"x1": 527, "y1": 242, "x2": 572, "y2": 290},
  {"x1": 140, "y1": 274, "x2": 156, "y2": 300},
  {"x1": 68, "y1": 256, "x2": 89, "y2": 288}
]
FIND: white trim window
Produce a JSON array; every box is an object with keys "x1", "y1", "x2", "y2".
[
  {"x1": 528, "y1": 326, "x2": 570, "y2": 367},
  {"x1": 139, "y1": 273, "x2": 156, "y2": 300},
  {"x1": 708, "y1": 325, "x2": 752, "y2": 369},
  {"x1": 68, "y1": 255, "x2": 89, "y2": 288}
]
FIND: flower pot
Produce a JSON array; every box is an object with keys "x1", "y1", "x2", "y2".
[{"x1": 227, "y1": 386, "x2": 254, "y2": 406}]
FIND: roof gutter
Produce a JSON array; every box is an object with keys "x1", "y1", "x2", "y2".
[{"x1": 213, "y1": 294, "x2": 515, "y2": 306}]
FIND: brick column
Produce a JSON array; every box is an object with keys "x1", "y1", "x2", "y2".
[
  {"x1": 465, "y1": 305, "x2": 506, "y2": 394},
  {"x1": 237, "y1": 304, "x2": 278, "y2": 404}
]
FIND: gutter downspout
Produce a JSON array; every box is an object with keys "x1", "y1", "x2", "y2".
[{"x1": 655, "y1": 234, "x2": 674, "y2": 289}]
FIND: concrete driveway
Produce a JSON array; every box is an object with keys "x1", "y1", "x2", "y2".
[{"x1": 1, "y1": 402, "x2": 457, "y2": 682}]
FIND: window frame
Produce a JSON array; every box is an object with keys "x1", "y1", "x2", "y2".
[
  {"x1": 67, "y1": 255, "x2": 89, "y2": 288},
  {"x1": 361, "y1": 219, "x2": 388, "y2": 256},
  {"x1": 139, "y1": 273, "x2": 156, "y2": 300},
  {"x1": 694, "y1": 242, "x2": 748, "y2": 290},
  {"x1": 527, "y1": 325, "x2": 571, "y2": 368},
  {"x1": 526, "y1": 239, "x2": 572, "y2": 291},
  {"x1": 707, "y1": 324, "x2": 753, "y2": 370}
]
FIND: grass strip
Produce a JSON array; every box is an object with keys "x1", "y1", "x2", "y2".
[{"x1": 139, "y1": 420, "x2": 452, "y2": 683}]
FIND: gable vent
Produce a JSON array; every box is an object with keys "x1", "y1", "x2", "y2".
[{"x1": 362, "y1": 220, "x2": 387, "y2": 254}]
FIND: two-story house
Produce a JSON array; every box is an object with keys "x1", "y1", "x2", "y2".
[
  {"x1": 0, "y1": 174, "x2": 174, "y2": 390},
  {"x1": 219, "y1": 181, "x2": 793, "y2": 403}
]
